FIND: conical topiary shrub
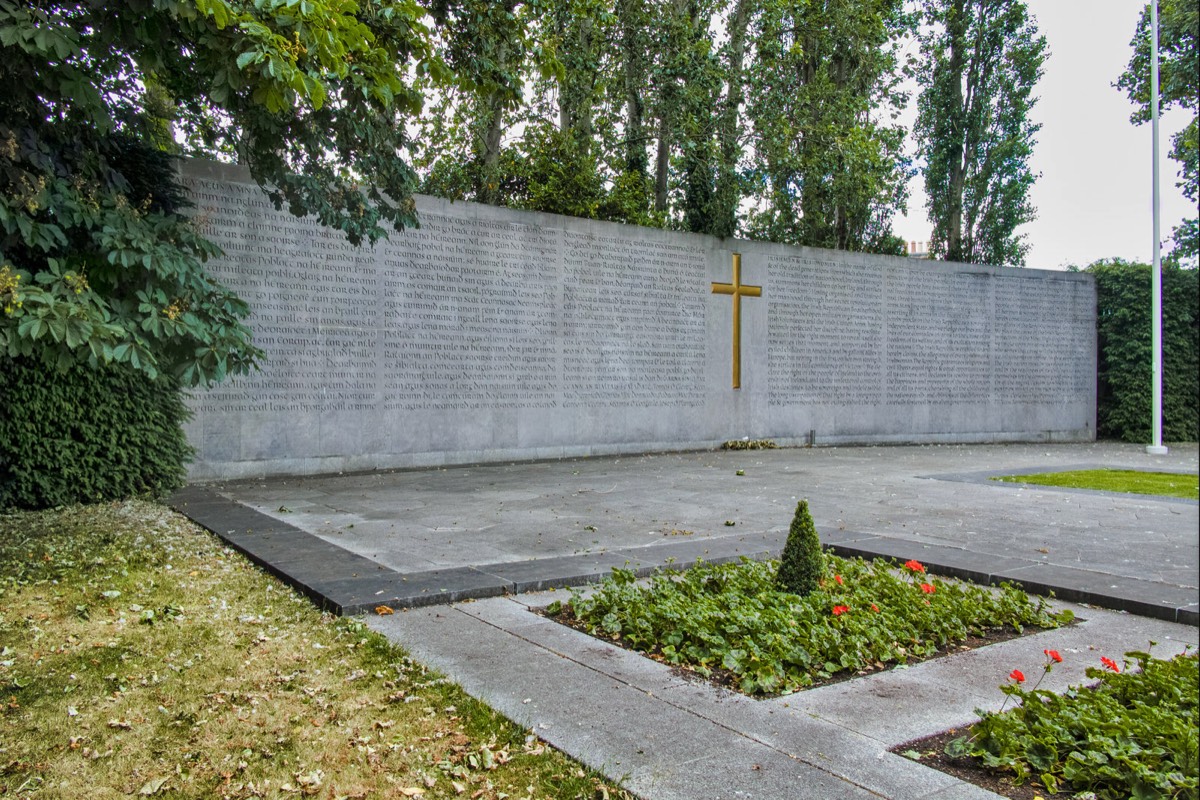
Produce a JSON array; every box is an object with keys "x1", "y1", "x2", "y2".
[{"x1": 775, "y1": 499, "x2": 825, "y2": 595}]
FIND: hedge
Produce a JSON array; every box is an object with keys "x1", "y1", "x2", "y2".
[
  {"x1": 0, "y1": 357, "x2": 193, "y2": 509},
  {"x1": 1088, "y1": 259, "x2": 1199, "y2": 443}
]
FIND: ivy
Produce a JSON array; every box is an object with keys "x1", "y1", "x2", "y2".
[
  {"x1": 1088, "y1": 258, "x2": 1199, "y2": 443},
  {"x1": 0, "y1": 356, "x2": 193, "y2": 509}
]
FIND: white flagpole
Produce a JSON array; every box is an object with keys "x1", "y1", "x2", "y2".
[{"x1": 1147, "y1": 0, "x2": 1167, "y2": 456}]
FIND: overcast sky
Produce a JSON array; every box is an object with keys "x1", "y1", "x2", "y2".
[{"x1": 893, "y1": 0, "x2": 1194, "y2": 270}]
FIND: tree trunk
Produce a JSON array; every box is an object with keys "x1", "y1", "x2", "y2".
[
  {"x1": 654, "y1": 113, "x2": 670, "y2": 211},
  {"x1": 711, "y1": 0, "x2": 752, "y2": 239},
  {"x1": 618, "y1": 0, "x2": 648, "y2": 176},
  {"x1": 944, "y1": 0, "x2": 967, "y2": 261}
]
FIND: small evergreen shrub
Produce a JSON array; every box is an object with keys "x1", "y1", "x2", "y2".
[
  {"x1": 776, "y1": 499, "x2": 825, "y2": 595},
  {"x1": 0, "y1": 357, "x2": 193, "y2": 509}
]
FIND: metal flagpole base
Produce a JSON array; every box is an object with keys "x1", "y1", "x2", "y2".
[{"x1": 1146, "y1": 445, "x2": 1169, "y2": 455}]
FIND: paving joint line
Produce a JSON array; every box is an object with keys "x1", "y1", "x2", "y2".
[{"x1": 453, "y1": 599, "x2": 893, "y2": 798}]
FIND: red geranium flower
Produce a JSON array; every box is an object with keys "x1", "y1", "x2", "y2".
[
  {"x1": 832, "y1": 605, "x2": 850, "y2": 616},
  {"x1": 920, "y1": 583, "x2": 935, "y2": 594},
  {"x1": 1100, "y1": 657, "x2": 1120, "y2": 673},
  {"x1": 1044, "y1": 649, "x2": 1062, "y2": 663},
  {"x1": 903, "y1": 559, "x2": 926, "y2": 574},
  {"x1": 834, "y1": 574, "x2": 844, "y2": 585},
  {"x1": 1009, "y1": 669, "x2": 1025, "y2": 683}
]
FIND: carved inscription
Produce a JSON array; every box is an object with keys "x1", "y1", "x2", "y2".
[
  {"x1": 768, "y1": 255, "x2": 883, "y2": 405},
  {"x1": 884, "y1": 266, "x2": 992, "y2": 404},
  {"x1": 183, "y1": 174, "x2": 708, "y2": 416},
  {"x1": 186, "y1": 177, "x2": 381, "y2": 414},
  {"x1": 561, "y1": 232, "x2": 706, "y2": 407},
  {"x1": 768, "y1": 259, "x2": 1090, "y2": 408},
  {"x1": 992, "y1": 276, "x2": 1092, "y2": 402},
  {"x1": 379, "y1": 215, "x2": 560, "y2": 410}
]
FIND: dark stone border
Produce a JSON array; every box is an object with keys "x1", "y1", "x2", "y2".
[
  {"x1": 820, "y1": 529, "x2": 1199, "y2": 626},
  {"x1": 169, "y1": 487, "x2": 774, "y2": 615},
  {"x1": 171, "y1": 487, "x2": 1198, "y2": 626},
  {"x1": 920, "y1": 463, "x2": 1199, "y2": 505}
]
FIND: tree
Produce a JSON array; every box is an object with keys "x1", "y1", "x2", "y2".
[
  {"x1": 0, "y1": 0, "x2": 442, "y2": 386},
  {"x1": 1117, "y1": 1, "x2": 1199, "y2": 268},
  {"x1": 776, "y1": 499, "x2": 825, "y2": 596},
  {"x1": 745, "y1": 0, "x2": 912, "y2": 253},
  {"x1": 913, "y1": 0, "x2": 1047, "y2": 266}
]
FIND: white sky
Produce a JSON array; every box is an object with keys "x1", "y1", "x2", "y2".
[{"x1": 893, "y1": 0, "x2": 1195, "y2": 270}]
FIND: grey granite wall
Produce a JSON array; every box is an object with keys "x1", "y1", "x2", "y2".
[{"x1": 180, "y1": 159, "x2": 1096, "y2": 480}]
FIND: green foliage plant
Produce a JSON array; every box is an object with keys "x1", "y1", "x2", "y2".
[
  {"x1": 1117, "y1": 0, "x2": 1198, "y2": 268},
  {"x1": 1088, "y1": 258, "x2": 1199, "y2": 443},
  {"x1": 775, "y1": 499, "x2": 824, "y2": 596},
  {"x1": 914, "y1": 0, "x2": 1047, "y2": 266},
  {"x1": 556, "y1": 555, "x2": 1071, "y2": 696},
  {"x1": 720, "y1": 439, "x2": 778, "y2": 450},
  {"x1": 0, "y1": 356, "x2": 192, "y2": 509},
  {"x1": 0, "y1": 0, "x2": 446, "y2": 386},
  {"x1": 946, "y1": 647, "x2": 1198, "y2": 799}
]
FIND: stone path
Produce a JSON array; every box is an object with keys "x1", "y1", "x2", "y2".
[{"x1": 171, "y1": 442, "x2": 1199, "y2": 799}]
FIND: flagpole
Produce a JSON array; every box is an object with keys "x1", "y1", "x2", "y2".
[{"x1": 1147, "y1": 0, "x2": 1167, "y2": 456}]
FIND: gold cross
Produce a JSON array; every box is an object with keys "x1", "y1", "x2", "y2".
[{"x1": 711, "y1": 252, "x2": 761, "y2": 389}]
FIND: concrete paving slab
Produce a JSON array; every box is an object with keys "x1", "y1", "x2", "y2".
[
  {"x1": 367, "y1": 594, "x2": 1195, "y2": 800},
  {"x1": 171, "y1": 442, "x2": 1199, "y2": 799},
  {"x1": 320, "y1": 568, "x2": 515, "y2": 614},
  {"x1": 190, "y1": 443, "x2": 1197, "y2": 625},
  {"x1": 477, "y1": 553, "x2": 636, "y2": 593},
  {"x1": 925, "y1": 784, "x2": 1011, "y2": 800},
  {"x1": 619, "y1": 734, "x2": 882, "y2": 800}
]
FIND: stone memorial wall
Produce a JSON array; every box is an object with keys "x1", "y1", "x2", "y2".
[{"x1": 180, "y1": 160, "x2": 1096, "y2": 480}]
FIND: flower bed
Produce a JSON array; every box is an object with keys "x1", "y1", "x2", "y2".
[
  {"x1": 909, "y1": 648, "x2": 1198, "y2": 800},
  {"x1": 546, "y1": 555, "x2": 1072, "y2": 696}
]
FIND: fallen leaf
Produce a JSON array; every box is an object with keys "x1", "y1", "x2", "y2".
[
  {"x1": 138, "y1": 776, "x2": 169, "y2": 795},
  {"x1": 375, "y1": 606, "x2": 395, "y2": 616},
  {"x1": 399, "y1": 788, "x2": 425, "y2": 797}
]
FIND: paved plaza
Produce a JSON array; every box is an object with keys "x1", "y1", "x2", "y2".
[{"x1": 173, "y1": 442, "x2": 1198, "y2": 799}]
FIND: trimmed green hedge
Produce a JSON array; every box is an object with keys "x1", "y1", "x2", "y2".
[
  {"x1": 0, "y1": 357, "x2": 193, "y2": 509},
  {"x1": 1088, "y1": 259, "x2": 1199, "y2": 443}
]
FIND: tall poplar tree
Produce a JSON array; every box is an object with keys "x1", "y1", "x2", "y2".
[
  {"x1": 914, "y1": 0, "x2": 1047, "y2": 266},
  {"x1": 1117, "y1": 0, "x2": 1198, "y2": 267},
  {"x1": 746, "y1": 0, "x2": 912, "y2": 253}
]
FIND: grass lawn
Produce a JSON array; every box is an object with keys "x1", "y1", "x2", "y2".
[
  {"x1": 991, "y1": 469, "x2": 1199, "y2": 500},
  {"x1": 0, "y1": 501, "x2": 634, "y2": 800}
]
